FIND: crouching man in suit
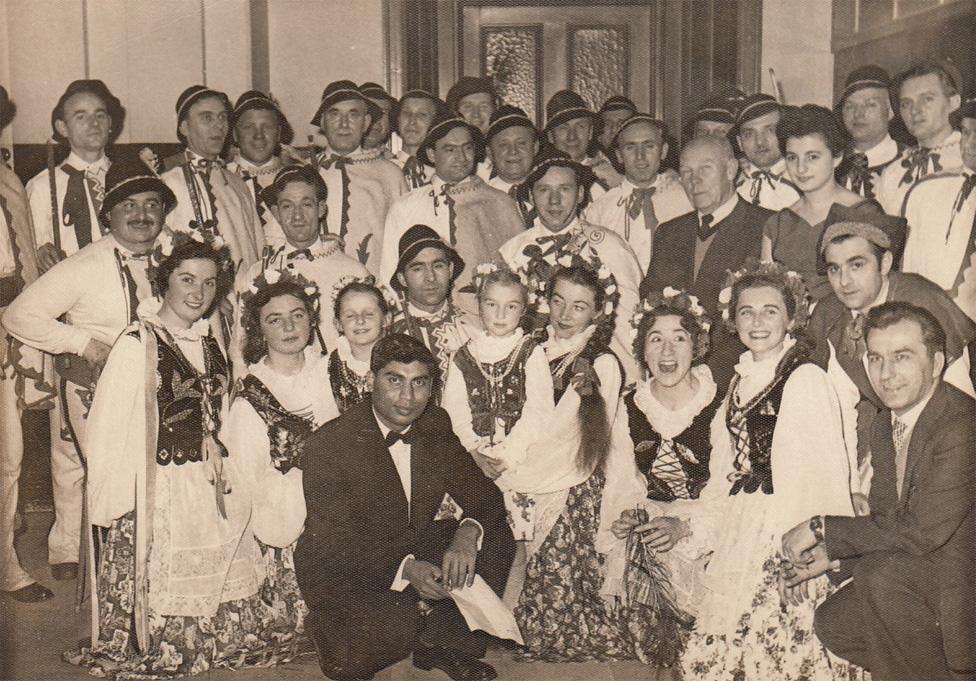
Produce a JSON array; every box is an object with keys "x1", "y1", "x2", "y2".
[
  {"x1": 296, "y1": 333, "x2": 516, "y2": 681},
  {"x1": 782, "y1": 301, "x2": 975, "y2": 681}
]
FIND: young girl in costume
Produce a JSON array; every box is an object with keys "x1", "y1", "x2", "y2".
[
  {"x1": 222, "y1": 268, "x2": 340, "y2": 663},
  {"x1": 328, "y1": 280, "x2": 391, "y2": 413},
  {"x1": 441, "y1": 264, "x2": 554, "y2": 605},
  {"x1": 649, "y1": 259, "x2": 855, "y2": 680}
]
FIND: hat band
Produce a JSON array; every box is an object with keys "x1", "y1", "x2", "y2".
[
  {"x1": 177, "y1": 88, "x2": 222, "y2": 120},
  {"x1": 487, "y1": 113, "x2": 534, "y2": 135},
  {"x1": 696, "y1": 107, "x2": 733, "y2": 118},
  {"x1": 104, "y1": 175, "x2": 164, "y2": 200},
  {"x1": 844, "y1": 78, "x2": 888, "y2": 93},
  {"x1": 820, "y1": 220, "x2": 891, "y2": 253},
  {"x1": 737, "y1": 101, "x2": 778, "y2": 123},
  {"x1": 319, "y1": 88, "x2": 363, "y2": 105},
  {"x1": 234, "y1": 95, "x2": 279, "y2": 116},
  {"x1": 548, "y1": 106, "x2": 592, "y2": 124},
  {"x1": 425, "y1": 117, "x2": 468, "y2": 142},
  {"x1": 397, "y1": 237, "x2": 453, "y2": 266}
]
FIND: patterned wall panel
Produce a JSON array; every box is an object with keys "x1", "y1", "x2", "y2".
[
  {"x1": 481, "y1": 25, "x2": 542, "y2": 123},
  {"x1": 568, "y1": 26, "x2": 629, "y2": 111}
]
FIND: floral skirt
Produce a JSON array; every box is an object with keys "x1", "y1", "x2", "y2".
[
  {"x1": 255, "y1": 539, "x2": 312, "y2": 663},
  {"x1": 63, "y1": 513, "x2": 286, "y2": 680},
  {"x1": 681, "y1": 555, "x2": 857, "y2": 681},
  {"x1": 514, "y1": 471, "x2": 678, "y2": 664}
]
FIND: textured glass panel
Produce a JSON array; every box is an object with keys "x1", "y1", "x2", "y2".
[
  {"x1": 570, "y1": 27, "x2": 628, "y2": 111},
  {"x1": 483, "y1": 26, "x2": 540, "y2": 122}
]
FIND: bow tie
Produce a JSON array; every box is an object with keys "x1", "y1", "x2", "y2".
[
  {"x1": 190, "y1": 157, "x2": 225, "y2": 172},
  {"x1": 626, "y1": 187, "x2": 656, "y2": 220},
  {"x1": 900, "y1": 147, "x2": 941, "y2": 186},
  {"x1": 845, "y1": 152, "x2": 873, "y2": 195},
  {"x1": 287, "y1": 248, "x2": 314, "y2": 261},
  {"x1": 384, "y1": 427, "x2": 418, "y2": 448},
  {"x1": 320, "y1": 154, "x2": 349, "y2": 170}
]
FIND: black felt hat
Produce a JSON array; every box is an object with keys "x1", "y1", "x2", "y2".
[
  {"x1": 732, "y1": 93, "x2": 780, "y2": 135},
  {"x1": 543, "y1": 90, "x2": 595, "y2": 133},
  {"x1": 517, "y1": 146, "x2": 595, "y2": 203},
  {"x1": 99, "y1": 156, "x2": 177, "y2": 222},
  {"x1": 52, "y1": 79, "x2": 126, "y2": 144},
  {"x1": 360, "y1": 82, "x2": 395, "y2": 104},
  {"x1": 175, "y1": 85, "x2": 230, "y2": 144},
  {"x1": 485, "y1": 104, "x2": 538, "y2": 145},
  {"x1": 836, "y1": 65, "x2": 892, "y2": 110},
  {"x1": 232, "y1": 90, "x2": 294, "y2": 145},
  {"x1": 390, "y1": 224, "x2": 465, "y2": 291},
  {"x1": 609, "y1": 113, "x2": 667, "y2": 152},
  {"x1": 446, "y1": 77, "x2": 499, "y2": 113},
  {"x1": 597, "y1": 95, "x2": 637, "y2": 116},
  {"x1": 310, "y1": 80, "x2": 381, "y2": 128},
  {"x1": 415, "y1": 112, "x2": 485, "y2": 167},
  {"x1": 693, "y1": 88, "x2": 747, "y2": 125}
]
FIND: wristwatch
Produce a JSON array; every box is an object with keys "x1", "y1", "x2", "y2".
[{"x1": 809, "y1": 515, "x2": 825, "y2": 543}]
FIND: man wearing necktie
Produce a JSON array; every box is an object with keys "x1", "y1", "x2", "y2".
[
  {"x1": 641, "y1": 135, "x2": 771, "y2": 391},
  {"x1": 391, "y1": 89, "x2": 442, "y2": 190},
  {"x1": 161, "y1": 85, "x2": 264, "y2": 272},
  {"x1": 381, "y1": 113, "x2": 524, "y2": 315},
  {"x1": 876, "y1": 61, "x2": 964, "y2": 216},
  {"x1": 484, "y1": 105, "x2": 540, "y2": 227},
  {"x1": 234, "y1": 164, "x2": 367, "y2": 364},
  {"x1": 806, "y1": 206, "x2": 975, "y2": 501},
  {"x1": 733, "y1": 93, "x2": 800, "y2": 211},
  {"x1": 585, "y1": 113, "x2": 691, "y2": 275},
  {"x1": 226, "y1": 90, "x2": 294, "y2": 247},
  {"x1": 902, "y1": 97, "x2": 976, "y2": 321},
  {"x1": 296, "y1": 333, "x2": 514, "y2": 681},
  {"x1": 834, "y1": 66, "x2": 905, "y2": 200},
  {"x1": 5, "y1": 159, "x2": 175, "y2": 587},
  {"x1": 782, "y1": 302, "x2": 975, "y2": 681},
  {"x1": 312, "y1": 80, "x2": 407, "y2": 275}
]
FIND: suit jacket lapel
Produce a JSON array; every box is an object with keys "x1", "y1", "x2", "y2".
[
  {"x1": 901, "y1": 383, "x2": 948, "y2": 501},
  {"x1": 869, "y1": 413, "x2": 899, "y2": 511},
  {"x1": 355, "y1": 406, "x2": 410, "y2": 520}
]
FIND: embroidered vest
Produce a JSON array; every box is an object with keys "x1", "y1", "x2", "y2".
[
  {"x1": 725, "y1": 343, "x2": 811, "y2": 496},
  {"x1": 623, "y1": 389, "x2": 714, "y2": 501},
  {"x1": 328, "y1": 349, "x2": 370, "y2": 414},
  {"x1": 453, "y1": 336, "x2": 535, "y2": 442},
  {"x1": 549, "y1": 343, "x2": 614, "y2": 403},
  {"x1": 150, "y1": 329, "x2": 229, "y2": 466},
  {"x1": 237, "y1": 374, "x2": 314, "y2": 474}
]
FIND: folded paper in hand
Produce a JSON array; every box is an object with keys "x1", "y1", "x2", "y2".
[{"x1": 448, "y1": 575, "x2": 524, "y2": 645}]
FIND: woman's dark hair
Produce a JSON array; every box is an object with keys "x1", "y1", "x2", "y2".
[
  {"x1": 633, "y1": 305, "x2": 709, "y2": 375},
  {"x1": 334, "y1": 281, "x2": 389, "y2": 321},
  {"x1": 547, "y1": 264, "x2": 616, "y2": 475},
  {"x1": 729, "y1": 273, "x2": 798, "y2": 326},
  {"x1": 241, "y1": 281, "x2": 319, "y2": 365},
  {"x1": 776, "y1": 103, "x2": 850, "y2": 157},
  {"x1": 370, "y1": 333, "x2": 442, "y2": 394},
  {"x1": 154, "y1": 239, "x2": 233, "y2": 315}
]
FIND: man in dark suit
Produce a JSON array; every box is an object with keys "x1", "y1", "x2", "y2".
[
  {"x1": 295, "y1": 333, "x2": 515, "y2": 681},
  {"x1": 782, "y1": 302, "x2": 975, "y2": 681},
  {"x1": 640, "y1": 134, "x2": 772, "y2": 390}
]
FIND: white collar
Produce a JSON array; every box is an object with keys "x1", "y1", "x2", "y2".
[
  {"x1": 543, "y1": 323, "x2": 595, "y2": 359},
  {"x1": 891, "y1": 383, "x2": 937, "y2": 428},
  {"x1": 859, "y1": 134, "x2": 899, "y2": 167},
  {"x1": 249, "y1": 345, "x2": 318, "y2": 383},
  {"x1": 734, "y1": 336, "x2": 797, "y2": 380},
  {"x1": 336, "y1": 334, "x2": 371, "y2": 375},
  {"x1": 284, "y1": 235, "x2": 342, "y2": 258},
  {"x1": 372, "y1": 407, "x2": 411, "y2": 437},
  {"x1": 232, "y1": 155, "x2": 281, "y2": 174},
  {"x1": 698, "y1": 192, "x2": 738, "y2": 223},
  {"x1": 620, "y1": 174, "x2": 667, "y2": 194},
  {"x1": 532, "y1": 215, "x2": 579, "y2": 236},
  {"x1": 741, "y1": 157, "x2": 787, "y2": 177},
  {"x1": 136, "y1": 297, "x2": 211, "y2": 341},
  {"x1": 406, "y1": 299, "x2": 452, "y2": 320},
  {"x1": 632, "y1": 364, "x2": 717, "y2": 440},
  {"x1": 326, "y1": 145, "x2": 363, "y2": 158},
  {"x1": 65, "y1": 151, "x2": 109, "y2": 173},
  {"x1": 467, "y1": 326, "x2": 525, "y2": 363},
  {"x1": 918, "y1": 129, "x2": 961, "y2": 153},
  {"x1": 432, "y1": 173, "x2": 477, "y2": 192}
]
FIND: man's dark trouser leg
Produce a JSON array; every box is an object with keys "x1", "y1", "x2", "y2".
[{"x1": 815, "y1": 552, "x2": 950, "y2": 681}]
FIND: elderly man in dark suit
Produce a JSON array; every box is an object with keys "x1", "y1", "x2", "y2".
[
  {"x1": 295, "y1": 333, "x2": 515, "y2": 681},
  {"x1": 640, "y1": 134, "x2": 772, "y2": 390},
  {"x1": 782, "y1": 302, "x2": 975, "y2": 681}
]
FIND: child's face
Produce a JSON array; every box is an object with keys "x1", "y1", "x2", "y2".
[
  {"x1": 479, "y1": 281, "x2": 525, "y2": 337},
  {"x1": 734, "y1": 285, "x2": 793, "y2": 361},
  {"x1": 337, "y1": 291, "x2": 387, "y2": 348}
]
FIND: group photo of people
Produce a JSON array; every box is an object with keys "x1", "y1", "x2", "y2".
[{"x1": 0, "y1": 2, "x2": 973, "y2": 680}]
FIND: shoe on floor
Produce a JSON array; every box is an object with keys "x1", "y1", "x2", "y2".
[
  {"x1": 5, "y1": 582, "x2": 54, "y2": 603},
  {"x1": 51, "y1": 562, "x2": 78, "y2": 581},
  {"x1": 413, "y1": 644, "x2": 497, "y2": 681}
]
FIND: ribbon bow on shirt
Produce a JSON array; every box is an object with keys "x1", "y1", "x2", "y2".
[
  {"x1": 287, "y1": 248, "x2": 314, "y2": 261},
  {"x1": 60, "y1": 165, "x2": 100, "y2": 248},
  {"x1": 624, "y1": 186, "x2": 658, "y2": 241},
  {"x1": 319, "y1": 154, "x2": 352, "y2": 240},
  {"x1": 385, "y1": 427, "x2": 419, "y2": 448},
  {"x1": 954, "y1": 173, "x2": 976, "y2": 213},
  {"x1": 402, "y1": 155, "x2": 427, "y2": 190},
  {"x1": 899, "y1": 147, "x2": 941, "y2": 187},
  {"x1": 434, "y1": 183, "x2": 458, "y2": 245},
  {"x1": 747, "y1": 169, "x2": 778, "y2": 204},
  {"x1": 845, "y1": 152, "x2": 873, "y2": 196},
  {"x1": 189, "y1": 156, "x2": 225, "y2": 180}
]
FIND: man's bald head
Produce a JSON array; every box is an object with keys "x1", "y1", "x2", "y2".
[{"x1": 678, "y1": 134, "x2": 739, "y2": 214}]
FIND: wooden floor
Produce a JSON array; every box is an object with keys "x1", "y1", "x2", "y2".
[{"x1": 2, "y1": 510, "x2": 676, "y2": 681}]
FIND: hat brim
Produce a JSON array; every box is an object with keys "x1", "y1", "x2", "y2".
[
  {"x1": 310, "y1": 92, "x2": 382, "y2": 128},
  {"x1": 390, "y1": 239, "x2": 466, "y2": 291},
  {"x1": 485, "y1": 115, "x2": 539, "y2": 145},
  {"x1": 834, "y1": 79, "x2": 891, "y2": 112},
  {"x1": 416, "y1": 120, "x2": 485, "y2": 167},
  {"x1": 99, "y1": 176, "x2": 177, "y2": 221},
  {"x1": 518, "y1": 155, "x2": 595, "y2": 203},
  {"x1": 544, "y1": 108, "x2": 595, "y2": 134}
]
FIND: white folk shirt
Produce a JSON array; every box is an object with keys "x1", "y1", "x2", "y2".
[
  {"x1": 226, "y1": 155, "x2": 286, "y2": 246},
  {"x1": 736, "y1": 157, "x2": 800, "y2": 211},
  {"x1": 392, "y1": 149, "x2": 435, "y2": 190},
  {"x1": 584, "y1": 173, "x2": 692, "y2": 275},
  {"x1": 0, "y1": 196, "x2": 14, "y2": 278},
  {"x1": 2, "y1": 233, "x2": 151, "y2": 355},
  {"x1": 26, "y1": 152, "x2": 110, "y2": 255},
  {"x1": 903, "y1": 171, "x2": 976, "y2": 290},
  {"x1": 877, "y1": 130, "x2": 964, "y2": 216}
]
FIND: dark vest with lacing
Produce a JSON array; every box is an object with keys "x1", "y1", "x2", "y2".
[
  {"x1": 328, "y1": 349, "x2": 370, "y2": 414},
  {"x1": 144, "y1": 328, "x2": 228, "y2": 466},
  {"x1": 623, "y1": 388, "x2": 717, "y2": 501},
  {"x1": 453, "y1": 337, "x2": 535, "y2": 442},
  {"x1": 237, "y1": 374, "x2": 314, "y2": 474},
  {"x1": 725, "y1": 343, "x2": 811, "y2": 496}
]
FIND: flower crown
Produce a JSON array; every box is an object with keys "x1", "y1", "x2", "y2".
[
  {"x1": 148, "y1": 228, "x2": 232, "y2": 296},
  {"x1": 466, "y1": 262, "x2": 534, "y2": 299},
  {"x1": 240, "y1": 267, "x2": 322, "y2": 316},
  {"x1": 330, "y1": 273, "x2": 377, "y2": 307},
  {"x1": 717, "y1": 258, "x2": 810, "y2": 331},
  {"x1": 520, "y1": 232, "x2": 619, "y2": 317},
  {"x1": 630, "y1": 287, "x2": 711, "y2": 361}
]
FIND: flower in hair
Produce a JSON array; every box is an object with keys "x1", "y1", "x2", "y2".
[
  {"x1": 717, "y1": 257, "x2": 811, "y2": 330},
  {"x1": 240, "y1": 267, "x2": 322, "y2": 317}
]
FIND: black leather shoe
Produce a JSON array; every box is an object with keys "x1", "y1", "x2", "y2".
[
  {"x1": 413, "y1": 645, "x2": 497, "y2": 681},
  {"x1": 6, "y1": 582, "x2": 54, "y2": 603},
  {"x1": 51, "y1": 562, "x2": 78, "y2": 581}
]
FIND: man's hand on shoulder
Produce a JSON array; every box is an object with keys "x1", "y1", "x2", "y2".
[
  {"x1": 403, "y1": 558, "x2": 450, "y2": 600},
  {"x1": 441, "y1": 522, "x2": 480, "y2": 590}
]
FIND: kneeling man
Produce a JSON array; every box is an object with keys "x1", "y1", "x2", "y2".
[{"x1": 296, "y1": 333, "x2": 515, "y2": 681}]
